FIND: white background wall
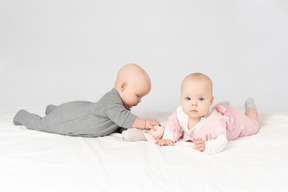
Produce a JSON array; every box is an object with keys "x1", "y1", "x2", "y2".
[{"x1": 1, "y1": 0, "x2": 288, "y2": 112}]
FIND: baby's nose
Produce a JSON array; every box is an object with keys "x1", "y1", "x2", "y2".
[{"x1": 191, "y1": 102, "x2": 198, "y2": 106}]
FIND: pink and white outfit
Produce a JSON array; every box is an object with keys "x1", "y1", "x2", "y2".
[{"x1": 163, "y1": 105, "x2": 259, "y2": 153}]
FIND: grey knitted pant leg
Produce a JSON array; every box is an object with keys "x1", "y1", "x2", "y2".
[{"x1": 13, "y1": 101, "x2": 96, "y2": 136}]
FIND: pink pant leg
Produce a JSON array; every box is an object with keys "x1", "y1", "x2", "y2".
[{"x1": 223, "y1": 106, "x2": 259, "y2": 140}]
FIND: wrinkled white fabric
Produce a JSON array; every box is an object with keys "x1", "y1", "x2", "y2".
[{"x1": 0, "y1": 107, "x2": 288, "y2": 192}]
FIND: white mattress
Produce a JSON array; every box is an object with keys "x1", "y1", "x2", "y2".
[{"x1": 1, "y1": 107, "x2": 288, "y2": 192}]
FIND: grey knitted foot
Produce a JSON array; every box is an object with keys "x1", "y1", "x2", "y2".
[
  {"x1": 245, "y1": 98, "x2": 256, "y2": 110},
  {"x1": 45, "y1": 104, "x2": 57, "y2": 115},
  {"x1": 13, "y1": 109, "x2": 29, "y2": 125},
  {"x1": 219, "y1": 100, "x2": 230, "y2": 105},
  {"x1": 122, "y1": 128, "x2": 148, "y2": 142}
]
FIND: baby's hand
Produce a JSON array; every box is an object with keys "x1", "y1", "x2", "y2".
[
  {"x1": 192, "y1": 137, "x2": 205, "y2": 152},
  {"x1": 155, "y1": 139, "x2": 175, "y2": 146},
  {"x1": 145, "y1": 119, "x2": 160, "y2": 131}
]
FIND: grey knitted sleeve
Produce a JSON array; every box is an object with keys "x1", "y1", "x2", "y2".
[{"x1": 105, "y1": 103, "x2": 137, "y2": 128}]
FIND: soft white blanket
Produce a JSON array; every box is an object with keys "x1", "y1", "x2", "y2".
[{"x1": 0, "y1": 108, "x2": 288, "y2": 192}]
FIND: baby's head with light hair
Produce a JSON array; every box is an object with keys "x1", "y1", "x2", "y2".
[
  {"x1": 115, "y1": 64, "x2": 151, "y2": 109},
  {"x1": 181, "y1": 73, "x2": 213, "y2": 95},
  {"x1": 181, "y1": 72, "x2": 214, "y2": 120}
]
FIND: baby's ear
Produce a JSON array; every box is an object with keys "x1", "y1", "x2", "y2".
[
  {"x1": 120, "y1": 81, "x2": 127, "y2": 92},
  {"x1": 210, "y1": 96, "x2": 214, "y2": 105}
]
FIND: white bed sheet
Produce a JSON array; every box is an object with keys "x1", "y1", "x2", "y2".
[{"x1": 0, "y1": 107, "x2": 288, "y2": 192}]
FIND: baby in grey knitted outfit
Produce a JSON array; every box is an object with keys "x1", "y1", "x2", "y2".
[{"x1": 13, "y1": 64, "x2": 160, "y2": 137}]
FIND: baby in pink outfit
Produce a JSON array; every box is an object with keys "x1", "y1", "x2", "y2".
[{"x1": 156, "y1": 73, "x2": 259, "y2": 154}]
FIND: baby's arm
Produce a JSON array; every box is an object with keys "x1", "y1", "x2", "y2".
[
  {"x1": 131, "y1": 117, "x2": 160, "y2": 130},
  {"x1": 193, "y1": 129, "x2": 228, "y2": 154},
  {"x1": 156, "y1": 126, "x2": 175, "y2": 146},
  {"x1": 192, "y1": 138, "x2": 206, "y2": 152}
]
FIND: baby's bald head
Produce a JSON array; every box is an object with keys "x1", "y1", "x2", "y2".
[
  {"x1": 115, "y1": 64, "x2": 151, "y2": 87},
  {"x1": 115, "y1": 64, "x2": 151, "y2": 109}
]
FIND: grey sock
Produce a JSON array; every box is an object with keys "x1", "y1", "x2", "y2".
[
  {"x1": 122, "y1": 128, "x2": 148, "y2": 142},
  {"x1": 220, "y1": 100, "x2": 230, "y2": 105},
  {"x1": 13, "y1": 109, "x2": 29, "y2": 125},
  {"x1": 245, "y1": 98, "x2": 256, "y2": 110}
]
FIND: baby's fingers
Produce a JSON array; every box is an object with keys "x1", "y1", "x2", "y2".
[
  {"x1": 155, "y1": 139, "x2": 160, "y2": 144},
  {"x1": 192, "y1": 138, "x2": 201, "y2": 145},
  {"x1": 150, "y1": 126, "x2": 157, "y2": 131},
  {"x1": 155, "y1": 139, "x2": 163, "y2": 146},
  {"x1": 196, "y1": 145, "x2": 205, "y2": 152},
  {"x1": 152, "y1": 120, "x2": 160, "y2": 126}
]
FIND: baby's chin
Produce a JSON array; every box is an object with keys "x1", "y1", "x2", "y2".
[{"x1": 125, "y1": 104, "x2": 137, "y2": 109}]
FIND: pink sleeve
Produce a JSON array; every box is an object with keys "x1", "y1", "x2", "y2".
[
  {"x1": 165, "y1": 111, "x2": 184, "y2": 142},
  {"x1": 165, "y1": 111, "x2": 178, "y2": 133}
]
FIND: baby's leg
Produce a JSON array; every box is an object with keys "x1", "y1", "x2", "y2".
[
  {"x1": 13, "y1": 109, "x2": 67, "y2": 133},
  {"x1": 13, "y1": 103, "x2": 102, "y2": 136},
  {"x1": 244, "y1": 98, "x2": 258, "y2": 121},
  {"x1": 45, "y1": 104, "x2": 58, "y2": 115},
  {"x1": 13, "y1": 110, "x2": 43, "y2": 127},
  {"x1": 45, "y1": 101, "x2": 92, "y2": 116}
]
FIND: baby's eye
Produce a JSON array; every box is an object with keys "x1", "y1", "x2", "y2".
[
  {"x1": 185, "y1": 97, "x2": 191, "y2": 101},
  {"x1": 199, "y1": 98, "x2": 204, "y2": 101}
]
